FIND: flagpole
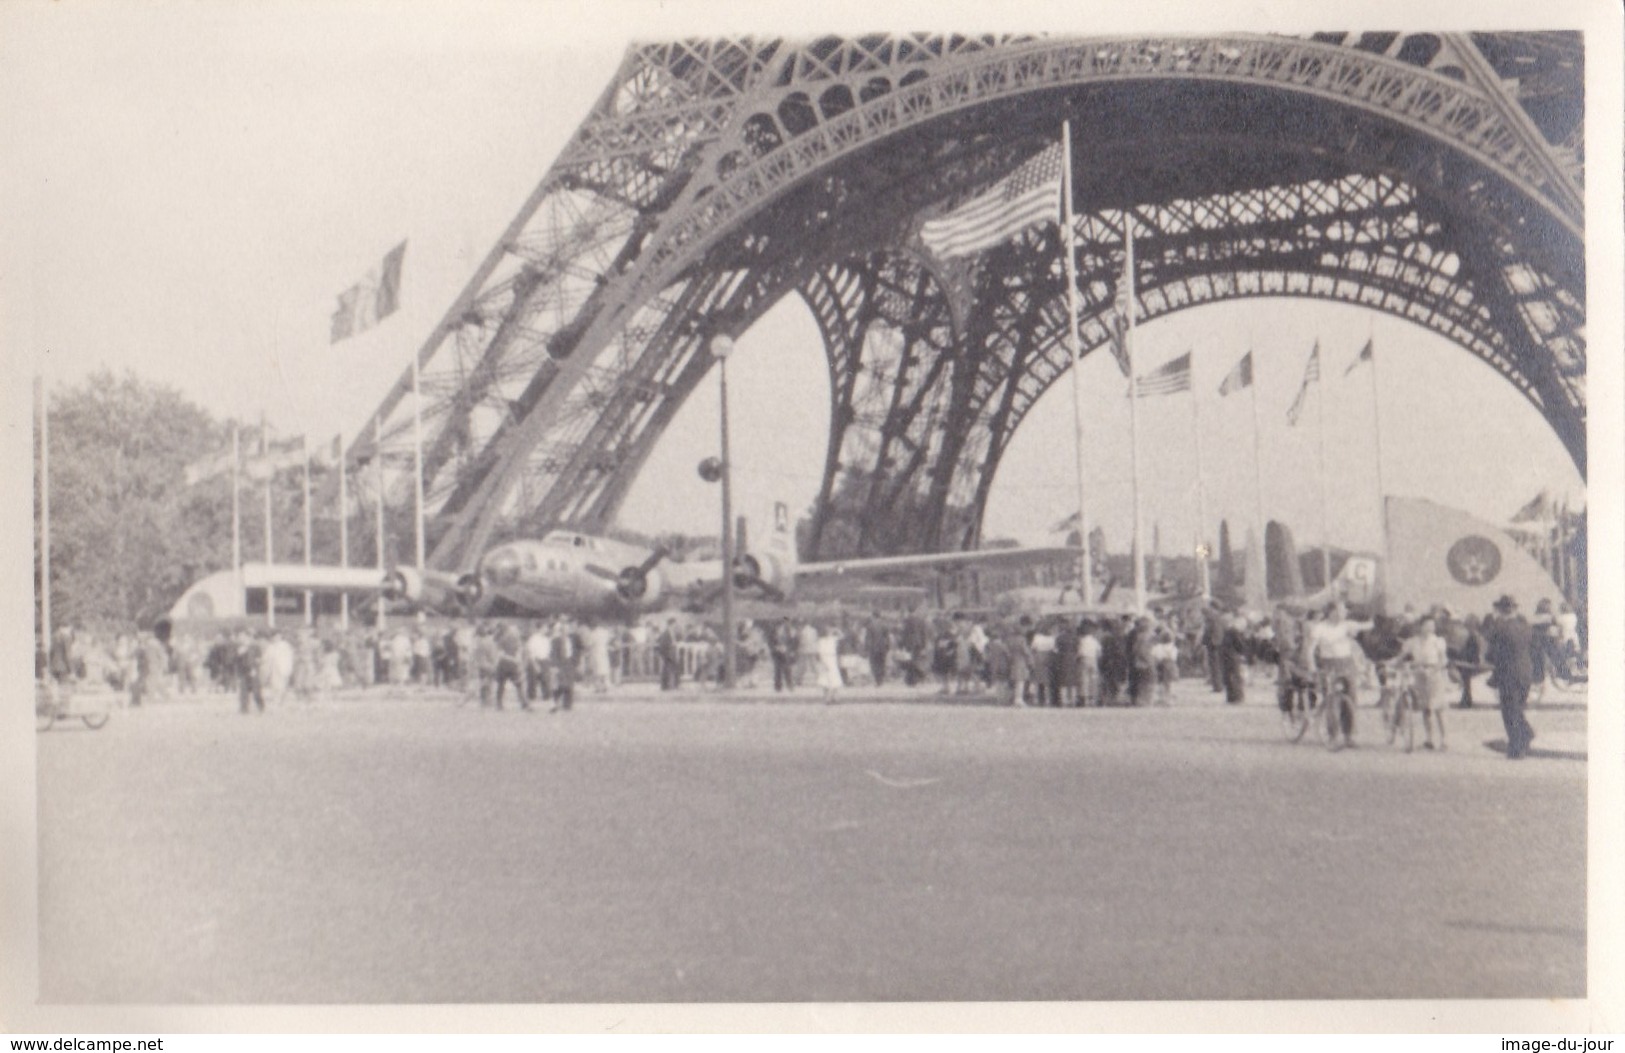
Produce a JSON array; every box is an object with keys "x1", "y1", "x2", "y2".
[
  {"x1": 37, "y1": 375, "x2": 51, "y2": 650},
  {"x1": 1060, "y1": 120, "x2": 1092, "y2": 604},
  {"x1": 375, "y1": 416, "x2": 387, "y2": 631},
  {"x1": 412, "y1": 355, "x2": 426, "y2": 573},
  {"x1": 231, "y1": 422, "x2": 242, "y2": 593},
  {"x1": 1124, "y1": 217, "x2": 1145, "y2": 615},
  {"x1": 1190, "y1": 360, "x2": 1211, "y2": 600},
  {"x1": 1314, "y1": 343, "x2": 1332, "y2": 592},
  {"x1": 1246, "y1": 347, "x2": 1267, "y2": 595},
  {"x1": 339, "y1": 438, "x2": 350, "y2": 631},
  {"x1": 1366, "y1": 334, "x2": 1390, "y2": 613},
  {"x1": 259, "y1": 413, "x2": 275, "y2": 628},
  {"x1": 265, "y1": 469, "x2": 276, "y2": 629},
  {"x1": 303, "y1": 437, "x2": 313, "y2": 627}
]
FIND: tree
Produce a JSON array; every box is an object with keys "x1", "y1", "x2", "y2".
[{"x1": 36, "y1": 371, "x2": 229, "y2": 629}]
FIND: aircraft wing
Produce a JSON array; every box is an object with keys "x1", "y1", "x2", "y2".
[
  {"x1": 240, "y1": 562, "x2": 389, "y2": 592},
  {"x1": 798, "y1": 546, "x2": 1080, "y2": 582}
]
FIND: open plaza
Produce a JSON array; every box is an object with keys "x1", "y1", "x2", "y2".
[{"x1": 35, "y1": 676, "x2": 1586, "y2": 1004}]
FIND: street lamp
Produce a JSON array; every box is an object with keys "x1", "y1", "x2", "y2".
[{"x1": 710, "y1": 333, "x2": 737, "y2": 690}]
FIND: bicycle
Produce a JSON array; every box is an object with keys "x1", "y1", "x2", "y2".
[
  {"x1": 1378, "y1": 661, "x2": 1418, "y2": 753},
  {"x1": 36, "y1": 678, "x2": 111, "y2": 732},
  {"x1": 1280, "y1": 666, "x2": 1326, "y2": 744},
  {"x1": 1315, "y1": 666, "x2": 1358, "y2": 750},
  {"x1": 1547, "y1": 642, "x2": 1588, "y2": 690}
]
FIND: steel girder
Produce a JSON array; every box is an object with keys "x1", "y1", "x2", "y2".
[
  {"x1": 349, "y1": 33, "x2": 1584, "y2": 571},
  {"x1": 795, "y1": 168, "x2": 1583, "y2": 560}
]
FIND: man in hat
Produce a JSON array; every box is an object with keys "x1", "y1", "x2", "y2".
[{"x1": 1482, "y1": 594, "x2": 1536, "y2": 758}]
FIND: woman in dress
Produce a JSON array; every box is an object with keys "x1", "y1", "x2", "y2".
[
  {"x1": 817, "y1": 623, "x2": 844, "y2": 703},
  {"x1": 1400, "y1": 616, "x2": 1452, "y2": 750}
]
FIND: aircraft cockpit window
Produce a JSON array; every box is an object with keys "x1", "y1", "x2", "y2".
[{"x1": 572, "y1": 536, "x2": 586, "y2": 548}]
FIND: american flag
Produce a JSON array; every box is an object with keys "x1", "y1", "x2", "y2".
[
  {"x1": 1133, "y1": 351, "x2": 1192, "y2": 398},
  {"x1": 1285, "y1": 342, "x2": 1321, "y2": 426},
  {"x1": 920, "y1": 144, "x2": 1064, "y2": 260}
]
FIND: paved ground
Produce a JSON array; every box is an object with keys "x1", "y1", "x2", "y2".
[{"x1": 36, "y1": 676, "x2": 1586, "y2": 1003}]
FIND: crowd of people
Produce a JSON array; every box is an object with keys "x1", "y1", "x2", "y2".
[
  {"x1": 1256, "y1": 595, "x2": 1583, "y2": 757},
  {"x1": 39, "y1": 592, "x2": 1582, "y2": 752}
]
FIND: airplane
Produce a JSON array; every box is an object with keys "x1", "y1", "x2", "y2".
[
  {"x1": 233, "y1": 501, "x2": 1082, "y2": 622},
  {"x1": 1271, "y1": 496, "x2": 1569, "y2": 617}
]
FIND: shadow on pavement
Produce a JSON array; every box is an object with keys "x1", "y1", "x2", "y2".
[
  {"x1": 1484, "y1": 738, "x2": 1587, "y2": 762},
  {"x1": 1445, "y1": 919, "x2": 1585, "y2": 942}
]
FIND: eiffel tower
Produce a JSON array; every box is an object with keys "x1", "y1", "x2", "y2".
[{"x1": 350, "y1": 32, "x2": 1584, "y2": 573}]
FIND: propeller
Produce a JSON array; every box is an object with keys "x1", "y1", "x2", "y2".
[
  {"x1": 382, "y1": 566, "x2": 481, "y2": 610},
  {"x1": 614, "y1": 546, "x2": 669, "y2": 602},
  {"x1": 382, "y1": 568, "x2": 411, "y2": 602},
  {"x1": 716, "y1": 515, "x2": 788, "y2": 600}
]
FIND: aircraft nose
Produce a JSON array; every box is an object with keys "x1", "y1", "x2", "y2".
[{"x1": 482, "y1": 547, "x2": 521, "y2": 588}]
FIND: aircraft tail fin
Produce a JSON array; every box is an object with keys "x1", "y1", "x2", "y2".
[{"x1": 736, "y1": 499, "x2": 798, "y2": 595}]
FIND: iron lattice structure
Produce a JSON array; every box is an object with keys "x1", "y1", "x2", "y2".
[{"x1": 352, "y1": 31, "x2": 1584, "y2": 569}]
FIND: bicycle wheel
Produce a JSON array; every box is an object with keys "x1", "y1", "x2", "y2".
[
  {"x1": 1327, "y1": 688, "x2": 1354, "y2": 750},
  {"x1": 1551, "y1": 664, "x2": 1586, "y2": 691},
  {"x1": 1282, "y1": 696, "x2": 1310, "y2": 742},
  {"x1": 1310, "y1": 693, "x2": 1332, "y2": 747},
  {"x1": 81, "y1": 708, "x2": 110, "y2": 730},
  {"x1": 1394, "y1": 690, "x2": 1416, "y2": 753}
]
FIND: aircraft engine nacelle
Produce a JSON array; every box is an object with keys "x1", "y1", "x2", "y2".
[
  {"x1": 733, "y1": 550, "x2": 791, "y2": 598},
  {"x1": 613, "y1": 546, "x2": 670, "y2": 607},
  {"x1": 383, "y1": 567, "x2": 481, "y2": 611},
  {"x1": 615, "y1": 565, "x2": 665, "y2": 607}
]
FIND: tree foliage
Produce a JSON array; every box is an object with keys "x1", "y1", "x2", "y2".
[{"x1": 36, "y1": 371, "x2": 232, "y2": 629}]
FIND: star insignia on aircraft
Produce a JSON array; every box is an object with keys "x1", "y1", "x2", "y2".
[{"x1": 1446, "y1": 535, "x2": 1503, "y2": 587}]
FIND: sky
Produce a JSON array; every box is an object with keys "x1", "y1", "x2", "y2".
[{"x1": 0, "y1": 2, "x2": 1591, "y2": 560}]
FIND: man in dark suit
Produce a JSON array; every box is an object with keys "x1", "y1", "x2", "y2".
[
  {"x1": 548, "y1": 619, "x2": 579, "y2": 712},
  {"x1": 864, "y1": 612, "x2": 891, "y2": 688},
  {"x1": 234, "y1": 629, "x2": 265, "y2": 715},
  {"x1": 657, "y1": 619, "x2": 681, "y2": 691},
  {"x1": 1482, "y1": 594, "x2": 1536, "y2": 759},
  {"x1": 770, "y1": 617, "x2": 797, "y2": 692},
  {"x1": 1200, "y1": 605, "x2": 1225, "y2": 693}
]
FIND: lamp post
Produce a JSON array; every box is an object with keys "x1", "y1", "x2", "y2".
[{"x1": 711, "y1": 333, "x2": 737, "y2": 690}]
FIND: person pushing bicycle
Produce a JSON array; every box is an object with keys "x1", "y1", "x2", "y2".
[
  {"x1": 1397, "y1": 616, "x2": 1452, "y2": 750},
  {"x1": 1309, "y1": 601, "x2": 1369, "y2": 748}
]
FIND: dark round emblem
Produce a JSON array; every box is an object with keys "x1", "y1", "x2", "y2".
[{"x1": 1446, "y1": 535, "x2": 1502, "y2": 586}]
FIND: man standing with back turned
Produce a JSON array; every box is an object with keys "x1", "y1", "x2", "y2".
[{"x1": 1482, "y1": 594, "x2": 1537, "y2": 759}]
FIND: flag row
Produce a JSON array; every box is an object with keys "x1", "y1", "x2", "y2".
[
  {"x1": 1128, "y1": 338, "x2": 1377, "y2": 422},
  {"x1": 183, "y1": 429, "x2": 344, "y2": 487}
]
